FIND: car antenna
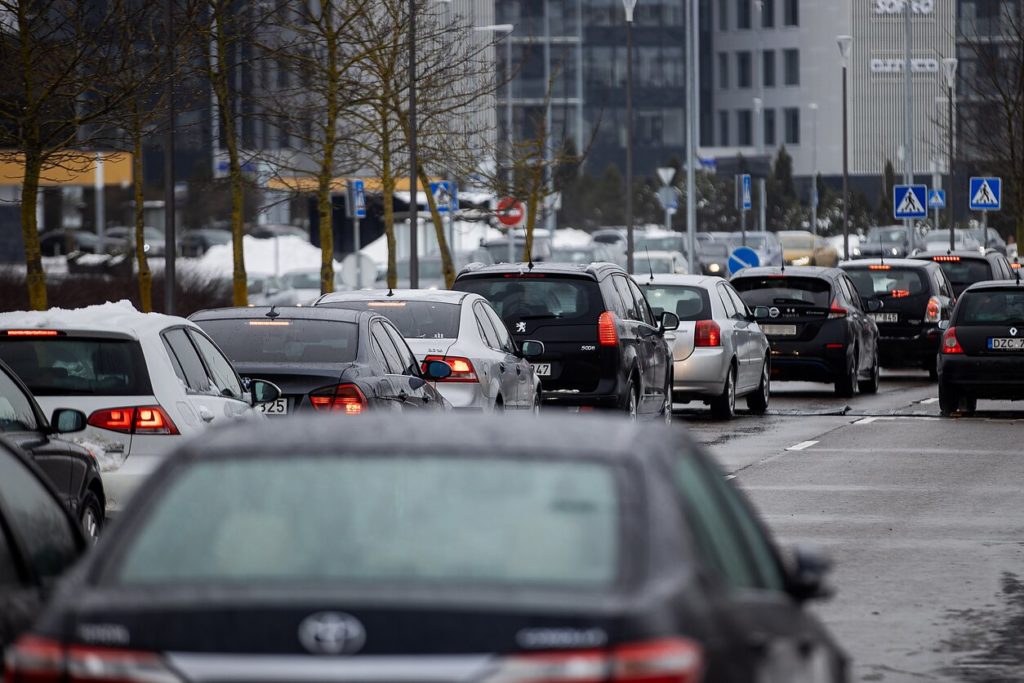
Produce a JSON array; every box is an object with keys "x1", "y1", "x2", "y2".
[
  {"x1": 265, "y1": 306, "x2": 279, "y2": 320},
  {"x1": 645, "y1": 246, "x2": 655, "y2": 283}
]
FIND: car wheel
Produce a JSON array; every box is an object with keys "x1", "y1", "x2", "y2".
[
  {"x1": 711, "y1": 365, "x2": 736, "y2": 420},
  {"x1": 938, "y1": 382, "x2": 959, "y2": 416},
  {"x1": 859, "y1": 356, "x2": 880, "y2": 394},
  {"x1": 79, "y1": 491, "x2": 103, "y2": 543},
  {"x1": 533, "y1": 389, "x2": 542, "y2": 415},
  {"x1": 962, "y1": 396, "x2": 977, "y2": 416},
  {"x1": 746, "y1": 357, "x2": 770, "y2": 415},
  {"x1": 835, "y1": 351, "x2": 858, "y2": 398},
  {"x1": 927, "y1": 359, "x2": 939, "y2": 381},
  {"x1": 624, "y1": 379, "x2": 639, "y2": 421}
]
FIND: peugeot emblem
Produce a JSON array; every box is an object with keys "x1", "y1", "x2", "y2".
[
  {"x1": 1012, "y1": 328, "x2": 1018, "y2": 337},
  {"x1": 768, "y1": 307, "x2": 780, "y2": 319},
  {"x1": 298, "y1": 612, "x2": 366, "y2": 655}
]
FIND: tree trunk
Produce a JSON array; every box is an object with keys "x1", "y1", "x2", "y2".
[
  {"x1": 318, "y1": 10, "x2": 339, "y2": 295},
  {"x1": 417, "y1": 163, "x2": 455, "y2": 288},
  {"x1": 132, "y1": 132, "x2": 153, "y2": 312},
  {"x1": 523, "y1": 162, "x2": 544, "y2": 263},
  {"x1": 317, "y1": 169, "x2": 334, "y2": 295},
  {"x1": 382, "y1": 123, "x2": 397, "y2": 289},
  {"x1": 20, "y1": 153, "x2": 46, "y2": 310}
]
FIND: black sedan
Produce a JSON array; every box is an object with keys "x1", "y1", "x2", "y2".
[
  {"x1": 190, "y1": 307, "x2": 450, "y2": 415},
  {"x1": 937, "y1": 279, "x2": 1024, "y2": 415},
  {"x1": 912, "y1": 250, "x2": 1015, "y2": 296},
  {"x1": 732, "y1": 266, "x2": 880, "y2": 396},
  {"x1": 8, "y1": 413, "x2": 847, "y2": 683},
  {"x1": 0, "y1": 359, "x2": 105, "y2": 540}
]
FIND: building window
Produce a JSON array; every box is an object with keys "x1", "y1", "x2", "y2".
[
  {"x1": 718, "y1": 52, "x2": 729, "y2": 88},
  {"x1": 737, "y1": 51, "x2": 752, "y2": 88},
  {"x1": 784, "y1": 107, "x2": 800, "y2": 144},
  {"x1": 764, "y1": 108, "x2": 776, "y2": 146},
  {"x1": 718, "y1": 110, "x2": 730, "y2": 146},
  {"x1": 760, "y1": 0, "x2": 775, "y2": 27},
  {"x1": 783, "y1": 0, "x2": 798, "y2": 26},
  {"x1": 783, "y1": 49, "x2": 799, "y2": 85},
  {"x1": 737, "y1": 110, "x2": 753, "y2": 146},
  {"x1": 718, "y1": 0, "x2": 728, "y2": 30},
  {"x1": 737, "y1": 0, "x2": 751, "y2": 29},
  {"x1": 763, "y1": 50, "x2": 775, "y2": 87}
]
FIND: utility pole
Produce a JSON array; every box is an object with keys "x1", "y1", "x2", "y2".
[
  {"x1": 837, "y1": 35, "x2": 853, "y2": 261},
  {"x1": 810, "y1": 102, "x2": 818, "y2": 236},
  {"x1": 685, "y1": 0, "x2": 699, "y2": 274},
  {"x1": 408, "y1": 0, "x2": 418, "y2": 288},
  {"x1": 623, "y1": 0, "x2": 636, "y2": 274},
  {"x1": 902, "y1": 0, "x2": 914, "y2": 234},
  {"x1": 942, "y1": 58, "x2": 958, "y2": 252},
  {"x1": 163, "y1": 0, "x2": 176, "y2": 314}
]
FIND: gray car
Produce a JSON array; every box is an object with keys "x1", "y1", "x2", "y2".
[
  {"x1": 315, "y1": 289, "x2": 544, "y2": 412},
  {"x1": 637, "y1": 274, "x2": 771, "y2": 419}
]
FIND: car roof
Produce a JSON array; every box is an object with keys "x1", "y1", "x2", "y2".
[
  {"x1": 316, "y1": 289, "x2": 474, "y2": 305},
  {"x1": 189, "y1": 306, "x2": 372, "y2": 324},
  {"x1": 841, "y1": 258, "x2": 935, "y2": 270},
  {"x1": 457, "y1": 262, "x2": 623, "y2": 279},
  {"x1": 0, "y1": 301, "x2": 192, "y2": 339},
  {"x1": 636, "y1": 274, "x2": 724, "y2": 288},
  {"x1": 960, "y1": 280, "x2": 1024, "y2": 294},
  {"x1": 731, "y1": 265, "x2": 837, "y2": 278}
]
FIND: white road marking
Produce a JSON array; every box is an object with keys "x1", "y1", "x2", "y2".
[
  {"x1": 724, "y1": 474, "x2": 737, "y2": 481},
  {"x1": 853, "y1": 417, "x2": 878, "y2": 424},
  {"x1": 786, "y1": 440, "x2": 819, "y2": 451},
  {"x1": 920, "y1": 397, "x2": 939, "y2": 404}
]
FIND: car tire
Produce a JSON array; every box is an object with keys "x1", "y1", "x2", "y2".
[
  {"x1": 859, "y1": 356, "x2": 880, "y2": 394},
  {"x1": 927, "y1": 360, "x2": 939, "y2": 382},
  {"x1": 622, "y1": 378, "x2": 639, "y2": 421},
  {"x1": 938, "y1": 382, "x2": 959, "y2": 416},
  {"x1": 79, "y1": 491, "x2": 103, "y2": 543},
  {"x1": 835, "y1": 352, "x2": 858, "y2": 398},
  {"x1": 533, "y1": 389, "x2": 542, "y2": 415},
  {"x1": 746, "y1": 357, "x2": 770, "y2": 415},
  {"x1": 711, "y1": 365, "x2": 737, "y2": 420},
  {"x1": 962, "y1": 396, "x2": 977, "y2": 416}
]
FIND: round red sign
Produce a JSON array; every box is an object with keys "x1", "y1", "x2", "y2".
[{"x1": 497, "y1": 197, "x2": 525, "y2": 227}]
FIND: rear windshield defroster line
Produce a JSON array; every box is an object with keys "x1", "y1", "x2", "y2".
[{"x1": 0, "y1": 337, "x2": 152, "y2": 396}]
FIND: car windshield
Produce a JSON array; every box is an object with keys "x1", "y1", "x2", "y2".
[
  {"x1": 456, "y1": 277, "x2": 603, "y2": 325},
  {"x1": 641, "y1": 286, "x2": 711, "y2": 321},
  {"x1": 726, "y1": 234, "x2": 769, "y2": 249},
  {"x1": 636, "y1": 234, "x2": 684, "y2": 252},
  {"x1": 698, "y1": 242, "x2": 730, "y2": 257},
  {"x1": 0, "y1": 338, "x2": 150, "y2": 396},
  {"x1": 321, "y1": 301, "x2": 462, "y2": 339},
  {"x1": 957, "y1": 290, "x2": 1024, "y2": 324},
  {"x1": 779, "y1": 234, "x2": 814, "y2": 249},
  {"x1": 285, "y1": 272, "x2": 320, "y2": 290},
  {"x1": 196, "y1": 319, "x2": 359, "y2": 364},
  {"x1": 845, "y1": 267, "x2": 928, "y2": 298},
  {"x1": 111, "y1": 455, "x2": 620, "y2": 588},
  {"x1": 732, "y1": 276, "x2": 832, "y2": 307},
  {"x1": 926, "y1": 232, "x2": 968, "y2": 246},
  {"x1": 865, "y1": 228, "x2": 908, "y2": 245}
]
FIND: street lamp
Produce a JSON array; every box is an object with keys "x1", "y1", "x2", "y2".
[
  {"x1": 685, "y1": 0, "x2": 699, "y2": 275},
  {"x1": 474, "y1": 25, "x2": 515, "y2": 191},
  {"x1": 408, "y1": 0, "x2": 419, "y2": 288},
  {"x1": 942, "y1": 57, "x2": 958, "y2": 252},
  {"x1": 837, "y1": 35, "x2": 852, "y2": 261},
  {"x1": 623, "y1": 0, "x2": 636, "y2": 274},
  {"x1": 809, "y1": 102, "x2": 818, "y2": 236}
]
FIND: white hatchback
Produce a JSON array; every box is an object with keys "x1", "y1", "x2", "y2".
[{"x1": 0, "y1": 301, "x2": 271, "y2": 513}]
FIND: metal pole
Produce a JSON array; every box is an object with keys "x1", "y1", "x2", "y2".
[
  {"x1": 163, "y1": 0, "x2": 176, "y2": 314},
  {"x1": 543, "y1": 0, "x2": 554, "y2": 231},
  {"x1": 95, "y1": 152, "x2": 105, "y2": 251},
  {"x1": 842, "y1": 63, "x2": 850, "y2": 261},
  {"x1": 810, "y1": 103, "x2": 818, "y2": 236},
  {"x1": 902, "y1": 3, "x2": 913, "y2": 188},
  {"x1": 625, "y1": 13, "x2": 634, "y2": 273},
  {"x1": 685, "y1": 0, "x2": 698, "y2": 275},
  {"x1": 575, "y1": 0, "x2": 584, "y2": 170},
  {"x1": 354, "y1": 217, "x2": 361, "y2": 287},
  {"x1": 408, "y1": 0, "x2": 419, "y2": 289},
  {"x1": 741, "y1": 209, "x2": 747, "y2": 246},
  {"x1": 948, "y1": 85, "x2": 955, "y2": 251},
  {"x1": 506, "y1": 36, "x2": 513, "y2": 189}
]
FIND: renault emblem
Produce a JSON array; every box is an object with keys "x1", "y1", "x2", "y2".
[
  {"x1": 298, "y1": 612, "x2": 366, "y2": 655},
  {"x1": 1011, "y1": 327, "x2": 1018, "y2": 337}
]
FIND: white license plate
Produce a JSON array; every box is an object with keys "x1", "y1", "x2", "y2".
[
  {"x1": 762, "y1": 324, "x2": 797, "y2": 336},
  {"x1": 870, "y1": 313, "x2": 899, "y2": 323},
  {"x1": 257, "y1": 398, "x2": 289, "y2": 415},
  {"x1": 532, "y1": 363, "x2": 552, "y2": 377},
  {"x1": 989, "y1": 338, "x2": 1024, "y2": 350}
]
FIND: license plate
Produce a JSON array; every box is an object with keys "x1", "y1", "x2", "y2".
[
  {"x1": 988, "y1": 338, "x2": 1024, "y2": 350},
  {"x1": 870, "y1": 313, "x2": 899, "y2": 323},
  {"x1": 257, "y1": 398, "x2": 289, "y2": 415},
  {"x1": 532, "y1": 363, "x2": 552, "y2": 377},
  {"x1": 761, "y1": 324, "x2": 797, "y2": 336}
]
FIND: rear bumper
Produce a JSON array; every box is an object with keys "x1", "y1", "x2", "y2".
[
  {"x1": 939, "y1": 355, "x2": 1024, "y2": 399},
  {"x1": 103, "y1": 452, "x2": 166, "y2": 515},
  {"x1": 673, "y1": 348, "x2": 729, "y2": 399},
  {"x1": 435, "y1": 383, "x2": 490, "y2": 410},
  {"x1": 878, "y1": 326, "x2": 941, "y2": 367},
  {"x1": 541, "y1": 375, "x2": 623, "y2": 408},
  {"x1": 769, "y1": 344, "x2": 847, "y2": 383}
]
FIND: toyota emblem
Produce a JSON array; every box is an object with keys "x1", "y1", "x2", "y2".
[
  {"x1": 768, "y1": 307, "x2": 780, "y2": 319},
  {"x1": 1012, "y1": 328, "x2": 1018, "y2": 337},
  {"x1": 298, "y1": 612, "x2": 366, "y2": 655}
]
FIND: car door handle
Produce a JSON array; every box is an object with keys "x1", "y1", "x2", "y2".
[{"x1": 198, "y1": 406, "x2": 215, "y2": 422}]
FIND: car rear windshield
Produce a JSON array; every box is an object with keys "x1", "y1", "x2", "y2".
[
  {"x1": 865, "y1": 228, "x2": 909, "y2": 245},
  {"x1": 636, "y1": 234, "x2": 685, "y2": 252},
  {"x1": 732, "y1": 276, "x2": 832, "y2": 307},
  {"x1": 634, "y1": 256, "x2": 678, "y2": 274},
  {"x1": 112, "y1": 455, "x2": 620, "y2": 587},
  {"x1": 456, "y1": 276, "x2": 603, "y2": 324},
  {"x1": 931, "y1": 258, "x2": 992, "y2": 286},
  {"x1": 196, "y1": 319, "x2": 358, "y2": 364},
  {"x1": 845, "y1": 267, "x2": 928, "y2": 298},
  {"x1": 957, "y1": 290, "x2": 1024, "y2": 325},
  {"x1": 321, "y1": 301, "x2": 461, "y2": 339},
  {"x1": 642, "y1": 286, "x2": 711, "y2": 321},
  {"x1": 0, "y1": 337, "x2": 151, "y2": 396}
]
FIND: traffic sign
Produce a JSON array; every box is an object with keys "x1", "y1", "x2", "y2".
[
  {"x1": 969, "y1": 177, "x2": 1001, "y2": 211},
  {"x1": 429, "y1": 181, "x2": 458, "y2": 214},
  {"x1": 657, "y1": 167, "x2": 675, "y2": 186},
  {"x1": 657, "y1": 186, "x2": 679, "y2": 211},
  {"x1": 728, "y1": 246, "x2": 760, "y2": 275},
  {"x1": 737, "y1": 174, "x2": 753, "y2": 211},
  {"x1": 893, "y1": 184, "x2": 927, "y2": 219},
  {"x1": 347, "y1": 180, "x2": 366, "y2": 219},
  {"x1": 927, "y1": 189, "x2": 946, "y2": 210},
  {"x1": 497, "y1": 197, "x2": 525, "y2": 228}
]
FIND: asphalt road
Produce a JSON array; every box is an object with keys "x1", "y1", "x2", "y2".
[{"x1": 677, "y1": 371, "x2": 1024, "y2": 683}]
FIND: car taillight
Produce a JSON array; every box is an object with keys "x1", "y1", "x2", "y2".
[
  {"x1": 308, "y1": 384, "x2": 368, "y2": 414},
  {"x1": 87, "y1": 406, "x2": 179, "y2": 435},
  {"x1": 828, "y1": 298, "x2": 847, "y2": 319},
  {"x1": 890, "y1": 289, "x2": 910, "y2": 299},
  {"x1": 925, "y1": 296, "x2": 942, "y2": 323},
  {"x1": 942, "y1": 326, "x2": 964, "y2": 354},
  {"x1": 486, "y1": 639, "x2": 703, "y2": 683},
  {"x1": 422, "y1": 355, "x2": 479, "y2": 383},
  {"x1": 598, "y1": 311, "x2": 619, "y2": 347},
  {"x1": 694, "y1": 320, "x2": 721, "y2": 347},
  {"x1": 4, "y1": 636, "x2": 183, "y2": 683}
]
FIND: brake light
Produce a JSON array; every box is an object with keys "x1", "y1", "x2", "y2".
[
  {"x1": 598, "y1": 311, "x2": 619, "y2": 346},
  {"x1": 868, "y1": 264, "x2": 891, "y2": 271},
  {"x1": 4, "y1": 329, "x2": 60, "y2": 336},
  {"x1": 308, "y1": 384, "x2": 368, "y2": 414},
  {"x1": 422, "y1": 355, "x2": 479, "y2": 383},
  {"x1": 942, "y1": 326, "x2": 964, "y2": 354},
  {"x1": 925, "y1": 296, "x2": 942, "y2": 323},
  {"x1": 695, "y1": 320, "x2": 721, "y2": 347},
  {"x1": 4, "y1": 636, "x2": 183, "y2": 683},
  {"x1": 828, "y1": 298, "x2": 847, "y2": 319},
  {"x1": 890, "y1": 289, "x2": 911, "y2": 298},
  {"x1": 933, "y1": 255, "x2": 961, "y2": 262},
  {"x1": 87, "y1": 406, "x2": 178, "y2": 435}
]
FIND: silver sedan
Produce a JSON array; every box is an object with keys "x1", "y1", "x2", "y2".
[
  {"x1": 636, "y1": 274, "x2": 771, "y2": 419},
  {"x1": 314, "y1": 289, "x2": 544, "y2": 412}
]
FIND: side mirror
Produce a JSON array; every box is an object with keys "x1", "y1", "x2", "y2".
[
  {"x1": 659, "y1": 311, "x2": 680, "y2": 332},
  {"x1": 50, "y1": 408, "x2": 86, "y2": 434},
  {"x1": 752, "y1": 305, "x2": 771, "y2": 320},
  {"x1": 249, "y1": 379, "x2": 282, "y2": 406},
  {"x1": 520, "y1": 340, "x2": 545, "y2": 359},
  {"x1": 423, "y1": 360, "x2": 453, "y2": 381},
  {"x1": 865, "y1": 298, "x2": 883, "y2": 313},
  {"x1": 785, "y1": 545, "x2": 835, "y2": 602},
  {"x1": 938, "y1": 320, "x2": 950, "y2": 331}
]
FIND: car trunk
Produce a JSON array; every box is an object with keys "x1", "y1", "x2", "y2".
[
  {"x1": 669, "y1": 322, "x2": 697, "y2": 361},
  {"x1": 733, "y1": 276, "x2": 835, "y2": 342},
  {"x1": 234, "y1": 363, "x2": 348, "y2": 412},
  {"x1": 955, "y1": 324, "x2": 1024, "y2": 357}
]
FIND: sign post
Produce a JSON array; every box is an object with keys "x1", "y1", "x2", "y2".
[
  {"x1": 736, "y1": 174, "x2": 752, "y2": 247},
  {"x1": 347, "y1": 180, "x2": 366, "y2": 288},
  {"x1": 497, "y1": 197, "x2": 525, "y2": 264},
  {"x1": 969, "y1": 177, "x2": 1001, "y2": 250}
]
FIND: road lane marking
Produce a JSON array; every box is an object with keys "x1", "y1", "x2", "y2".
[
  {"x1": 854, "y1": 417, "x2": 878, "y2": 424},
  {"x1": 920, "y1": 398, "x2": 939, "y2": 404},
  {"x1": 786, "y1": 440, "x2": 819, "y2": 451}
]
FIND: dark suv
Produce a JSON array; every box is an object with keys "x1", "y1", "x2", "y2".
[
  {"x1": 732, "y1": 266, "x2": 881, "y2": 396},
  {"x1": 912, "y1": 250, "x2": 1015, "y2": 296},
  {"x1": 841, "y1": 259, "x2": 955, "y2": 379},
  {"x1": 453, "y1": 263, "x2": 678, "y2": 419}
]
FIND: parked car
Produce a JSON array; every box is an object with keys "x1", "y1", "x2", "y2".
[
  {"x1": 732, "y1": 266, "x2": 880, "y2": 396},
  {"x1": 38, "y1": 230, "x2": 128, "y2": 257},
  {"x1": 695, "y1": 236, "x2": 730, "y2": 275},
  {"x1": 178, "y1": 228, "x2": 231, "y2": 257},
  {"x1": 247, "y1": 273, "x2": 279, "y2": 305},
  {"x1": 631, "y1": 249, "x2": 688, "y2": 275},
  {"x1": 635, "y1": 229, "x2": 687, "y2": 255},
  {"x1": 190, "y1": 306, "x2": 451, "y2": 415},
  {"x1": 591, "y1": 227, "x2": 627, "y2": 248},
  {"x1": 105, "y1": 226, "x2": 166, "y2": 256},
  {"x1": 777, "y1": 231, "x2": 839, "y2": 267},
  {"x1": 3, "y1": 413, "x2": 847, "y2": 683},
  {"x1": 856, "y1": 225, "x2": 926, "y2": 259},
  {"x1": 911, "y1": 250, "x2": 1016, "y2": 296},
  {"x1": 247, "y1": 224, "x2": 310, "y2": 240},
  {"x1": 637, "y1": 275, "x2": 770, "y2": 418},
  {"x1": 0, "y1": 438, "x2": 86, "y2": 655},
  {"x1": 264, "y1": 269, "x2": 345, "y2": 306},
  {"x1": 841, "y1": 259, "x2": 955, "y2": 379},
  {"x1": 0, "y1": 302, "x2": 277, "y2": 514},
  {"x1": 0, "y1": 359, "x2": 105, "y2": 540},
  {"x1": 548, "y1": 242, "x2": 619, "y2": 264},
  {"x1": 967, "y1": 227, "x2": 1007, "y2": 255},
  {"x1": 482, "y1": 231, "x2": 553, "y2": 264},
  {"x1": 454, "y1": 262, "x2": 678, "y2": 420},
  {"x1": 711, "y1": 231, "x2": 785, "y2": 267},
  {"x1": 923, "y1": 229, "x2": 981, "y2": 254},
  {"x1": 315, "y1": 290, "x2": 544, "y2": 411}
]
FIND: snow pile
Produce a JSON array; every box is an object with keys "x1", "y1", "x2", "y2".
[
  {"x1": 0, "y1": 300, "x2": 166, "y2": 333},
  {"x1": 196, "y1": 236, "x2": 342, "y2": 277},
  {"x1": 70, "y1": 438, "x2": 127, "y2": 472},
  {"x1": 551, "y1": 228, "x2": 593, "y2": 248}
]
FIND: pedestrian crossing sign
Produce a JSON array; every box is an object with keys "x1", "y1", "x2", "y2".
[
  {"x1": 893, "y1": 184, "x2": 927, "y2": 220},
  {"x1": 969, "y1": 177, "x2": 1001, "y2": 211}
]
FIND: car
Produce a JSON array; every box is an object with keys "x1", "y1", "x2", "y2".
[
  {"x1": 841, "y1": 259, "x2": 955, "y2": 379},
  {"x1": 827, "y1": 232, "x2": 863, "y2": 261},
  {"x1": 315, "y1": 290, "x2": 544, "y2": 412},
  {"x1": 0, "y1": 302, "x2": 277, "y2": 514},
  {"x1": 247, "y1": 273, "x2": 279, "y2": 305},
  {"x1": 777, "y1": 231, "x2": 839, "y2": 267},
  {"x1": 106, "y1": 226, "x2": 166, "y2": 257},
  {"x1": 38, "y1": 229, "x2": 128, "y2": 257},
  {"x1": 190, "y1": 306, "x2": 451, "y2": 415},
  {"x1": 591, "y1": 227, "x2": 627, "y2": 248},
  {"x1": 631, "y1": 249, "x2": 688, "y2": 276},
  {"x1": 635, "y1": 229, "x2": 687, "y2": 255},
  {"x1": 453, "y1": 262, "x2": 678, "y2": 420},
  {"x1": 911, "y1": 250, "x2": 1016, "y2": 296},
  {"x1": 968, "y1": 227, "x2": 1007, "y2": 255},
  {"x1": 937, "y1": 279, "x2": 1024, "y2": 415},
  {"x1": 922, "y1": 229, "x2": 981, "y2": 254},
  {"x1": 856, "y1": 225, "x2": 925, "y2": 259},
  {"x1": 0, "y1": 437, "x2": 86, "y2": 655},
  {"x1": 548, "y1": 242, "x2": 619, "y2": 264},
  {"x1": 695, "y1": 235, "x2": 730, "y2": 275},
  {"x1": 178, "y1": 228, "x2": 232, "y2": 257},
  {"x1": 711, "y1": 231, "x2": 785, "y2": 267},
  {"x1": 247, "y1": 224, "x2": 310, "y2": 240},
  {"x1": 637, "y1": 275, "x2": 770, "y2": 418},
  {"x1": 264, "y1": 269, "x2": 345, "y2": 306},
  {"x1": 4, "y1": 412, "x2": 847, "y2": 683},
  {"x1": 732, "y1": 266, "x2": 880, "y2": 396}
]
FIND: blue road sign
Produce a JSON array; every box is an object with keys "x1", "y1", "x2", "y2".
[
  {"x1": 349, "y1": 180, "x2": 366, "y2": 219},
  {"x1": 927, "y1": 189, "x2": 946, "y2": 210},
  {"x1": 728, "y1": 246, "x2": 760, "y2": 275},
  {"x1": 893, "y1": 184, "x2": 927, "y2": 220},
  {"x1": 738, "y1": 174, "x2": 753, "y2": 211},
  {"x1": 430, "y1": 181, "x2": 458, "y2": 213},
  {"x1": 969, "y1": 177, "x2": 1001, "y2": 211}
]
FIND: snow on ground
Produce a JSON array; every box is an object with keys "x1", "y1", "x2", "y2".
[
  {"x1": 0, "y1": 299, "x2": 186, "y2": 332},
  {"x1": 551, "y1": 228, "x2": 593, "y2": 247},
  {"x1": 196, "y1": 235, "x2": 342, "y2": 278}
]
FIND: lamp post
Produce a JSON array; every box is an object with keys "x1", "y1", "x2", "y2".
[
  {"x1": 809, "y1": 102, "x2": 818, "y2": 237},
  {"x1": 623, "y1": 0, "x2": 636, "y2": 274},
  {"x1": 685, "y1": 0, "x2": 698, "y2": 274},
  {"x1": 942, "y1": 57, "x2": 958, "y2": 252},
  {"x1": 837, "y1": 35, "x2": 852, "y2": 261},
  {"x1": 474, "y1": 25, "x2": 515, "y2": 190},
  {"x1": 163, "y1": 0, "x2": 176, "y2": 314},
  {"x1": 408, "y1": 0, "x2": 419, "y2": 288}
]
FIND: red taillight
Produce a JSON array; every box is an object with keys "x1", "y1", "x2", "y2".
[
  {"x1": 4, "y1": 636, "x2": 182, "y2": 683},
  {"x1": 489, "y1": 639, "x2": 703, "y2": 683},
  {"x1": 890, "y1": 289, "x2": 910, "y2": 299},
  {"x1": 828, "y1": 298, "x2": 847, "y2": 319},
  {"x1": 86, "y1": 406, "x2": 178, "y2": 435},
  {"x1": 925, "y1": 296, "x2": 942, "y2": 323},
  {"x1": 598, "y1": 311, "x2": 619, "y2": 347},
  {"x1": 309, "y1": 384, "x2": 368, "y2": 414},
  {"x1": 694, "y1": 320, "x2": 721, "y2": 347},
  {"x1": 942, "y1": 327, "x2": 964, "y2": 354},
  {"x1": 422, "y1": 355, "x2": 479, "y2": 383},
  {"x1": 825, "y1": 343, "x2": 845, "y2": 350}
]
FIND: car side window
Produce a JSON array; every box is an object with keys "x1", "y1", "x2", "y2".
[
  {"x1": 188, "y1": 331, "x2": 244, "y2": 400},
  {"x1": 371, "y1": 323, "x2": 404, "y2": 375},
  {"x1": 484, "y1": 305, "x2": 516, "y2": 353},
  {"x1": 604, "y1": 278, "x2": 629, "y2": 318},
  {"x1": 613, "y1": 276, "x2": 640, "y2": 321},
  {"x1": 474, "y1": 304, "x2": 501, "y2": 350},
  {"x1": 627, "y1": 279, "x2": 656, "y2": 326},
  {"x1": 163, "y1": 328, "x2": 213, "y2": 394},
  {"x1": 0, "y1": 368, "x2": 38, "y2": 432},
  {"x1": 726, "y1": 285, "x2": 750, "y2": 318},
  {"x1": 839, "y1": 277, "x2": 860, "y2": 311},
  {"x1": 383, "y1": 323, "x2": 420, "y2": 376},
  {"x1": 717, "y1": 284, "x2": 738, "y2": 318}
]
